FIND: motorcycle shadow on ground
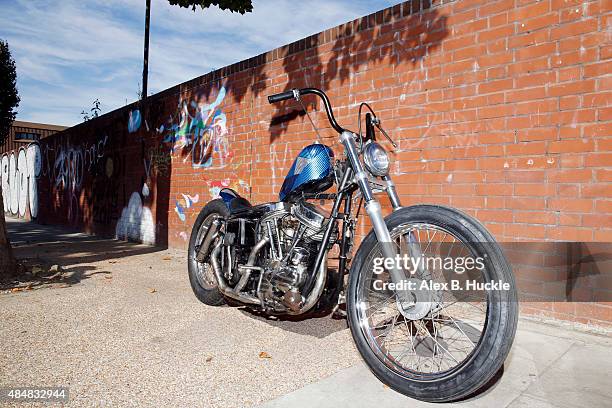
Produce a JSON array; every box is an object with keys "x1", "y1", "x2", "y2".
[
  {"x1": 457, "y1": 364, "x2": 506, "y2": 402},
  {"x1": 236, "y1": 304, "x2": 349, "y2": 339},
  {"x1": 238, "y1": 300, "x2": 507, "y2": 399}
]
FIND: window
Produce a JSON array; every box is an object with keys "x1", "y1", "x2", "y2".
[{"x1": 14, "y1": 132, "x2": 40, "y2": 141}]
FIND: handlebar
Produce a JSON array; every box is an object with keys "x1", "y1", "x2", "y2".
[
  {"x1": 267, "y1": 90, "x2": 295, "y2": 103},
  {"x1": 267, "y1": 87, "x2": 346, "y2": 134}
]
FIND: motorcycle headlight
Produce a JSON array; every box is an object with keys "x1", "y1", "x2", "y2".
[{"x1": 363, "y1": 142, "x2": 390, "y2": 177}]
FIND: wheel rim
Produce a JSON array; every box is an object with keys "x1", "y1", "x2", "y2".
[
  {"x1": 193, "y1": 213, "x2": 220, "y2": 290},
  {"x1": 355, "y1": 223, "x2": 489, "y2": 380}
]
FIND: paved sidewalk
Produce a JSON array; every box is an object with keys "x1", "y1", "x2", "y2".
[
  {"x1": 1, "y1": 218, "x2": 358, "y2": 408},
  {"x1": 258, "y1": 320, "x2": 612, "y2": 408},
  {"x1": 2, "y1": 218, "x2": 612, "y2": 408}
]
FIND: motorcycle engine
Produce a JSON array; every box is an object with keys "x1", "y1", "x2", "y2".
[{"x1": 257, "y1": 201, "x2": 335, "y2": 313}]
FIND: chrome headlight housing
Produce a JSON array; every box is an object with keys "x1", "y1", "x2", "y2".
[{"x1": 363, "y1": 142, "x2": 390, "y2": 176}]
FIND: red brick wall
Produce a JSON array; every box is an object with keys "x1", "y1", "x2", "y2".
[{"x1": 25, "y1": 0, "x2": 612, "y2": 326}]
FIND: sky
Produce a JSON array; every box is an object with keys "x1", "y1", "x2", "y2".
[{"x1": 0, "y1": 0, "x2": 396, "y2": 126}]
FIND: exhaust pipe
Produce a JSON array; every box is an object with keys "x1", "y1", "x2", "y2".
[
  {"x1": 234, "y1": 237, "x2": 269, "y2": 293},
  {"x1": 210, "y1": 234, "x2": 327, "y2": 314},
  {"x1": 291, "y1": 255, "x2": 327, "y2": 315},
  {"x1": 195, "y1": 218, "x2": 221, "y2": 262},
  {"x1": 210, "y1": 240, "x2": 261, "y2": 305}
]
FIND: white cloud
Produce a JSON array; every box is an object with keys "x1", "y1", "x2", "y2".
[{"x1": 0, "y1": 0, "x2": 396, "y2": 125}]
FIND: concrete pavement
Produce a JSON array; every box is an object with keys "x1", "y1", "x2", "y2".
[
  {"x1": 2, "y1": 218, "x2": 611, "y2": 407},
  {"x1": 257, "y1": 320, "x2": 612, "y2": 408}
]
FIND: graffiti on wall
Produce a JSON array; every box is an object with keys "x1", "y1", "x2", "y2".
[
  {"x1": 173, "y1": 192, "x2": 200, "y2": 242},
  {"x1": 207, "y1": 179, "x2": 249, "y2": 200},
  {"x1": 171, "y1": 178, "x2": 251, "y2": 242},
  {"x1": 142, "y1": 153, "x2": 152, "y2": 197},
  {"x1": 46, "y1": 135, "x2": 109, "y2": 222},
  {"x1": 20, "y1": 84, "x2": 239, "y2": 247},
  {"x1": 174, "y1": 193, "x2": 199, "y2": 222},
  {"x1": 90, "y1": 152, "x2": 123, "y2": 226},
  {"x1": 1, "y1": 143, "x2": 42, "y2": 218},
  {"x1": 128, "y1": 109, "x2": 142, "y2": 133},
  {"x1": 115, "y1": 191, "x2": 155, "y2": 245},
  {"x1": 47, "y1": 133, "x2": 157, "y2": 244},
  {"x1": 270, "y1": 143, "x2": 292, "y2": 193},
  {"x1": 157, "y1": 86, "x2": 232, "y2": 169}
]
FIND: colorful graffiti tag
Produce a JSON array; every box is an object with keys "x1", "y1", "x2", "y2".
[
  {"x1": 1, "y1": 143, "x2": 42, "y2": 218},
  {"x1": 174, "y1": 193, "x2": 199, "y2": 222},
  {"x1": 128, "y1": 109, "x2": 142, "y2": 133},
  {"x1": 207, "y1": 179, "x2": 249, "y2": 200},
  {"x1": 157, "y1": 86, "x2": 231, "y2": 169},
  {"x1": 173, "y1": 192, "x2": 200, "y2": 242}
]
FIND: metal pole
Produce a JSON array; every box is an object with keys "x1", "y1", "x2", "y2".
[{"x1": 142, "y1": 0, "x2": 151, "y2": 101}]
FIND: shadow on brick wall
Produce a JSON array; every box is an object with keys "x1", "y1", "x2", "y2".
[
  {"x1": 269, "y1": 1, "x2": 448, "y2": 142},
  {"x1": 36, "y1": 98, "x2": 172, "y2": 250}
]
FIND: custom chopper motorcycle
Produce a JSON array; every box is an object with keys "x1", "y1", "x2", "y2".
[{"x1": 188, "y1": 88, "x2": 517, "y2": 402}]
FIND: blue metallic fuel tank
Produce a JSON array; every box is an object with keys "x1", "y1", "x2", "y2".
[{"x1": 279, "y1": 144, "x2": 334, "y2": 202}]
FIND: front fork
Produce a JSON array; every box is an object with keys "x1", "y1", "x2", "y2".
[{"x1": 340, "y1": 131, "x2": 420, "y2": 306}]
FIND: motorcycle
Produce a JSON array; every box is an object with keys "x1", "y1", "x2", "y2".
[{"x1": 188, "y1": 88, "x2": 517, "y2": 402}]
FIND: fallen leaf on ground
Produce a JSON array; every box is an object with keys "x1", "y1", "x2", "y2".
[
  {"x1": 149, "y1": 288, "x2": 157, "y2": 293},
  {"x1": 205, "y1": 356, "x2": 213, "y2": 362},
  {"x1": 58, "y1": 284, "x2": 70, "y2": 288},
  {"x1": 258, "y1": 352, "x2": 272, "y2": 359},
  {"x1": 104, "y1": 275, "x2": 113, "y2": 280},
  {"x1": 162, "y1": 256, "x2": 172, "y2": 261},
  {"x1": 11, "y1": 287, "x2": 22, "y2": 293},
  {"x1": 25, "y1": 284, "x2": 33, "y2": 291}
]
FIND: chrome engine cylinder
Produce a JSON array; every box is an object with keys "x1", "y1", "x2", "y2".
[{"x1": 209, "y1": 200, "x2": 331, "y2": 315}]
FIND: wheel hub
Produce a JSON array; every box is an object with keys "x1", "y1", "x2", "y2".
[
  {"x1": 196, "y1": 262, "x2": 218, "y2": 290},
  {"x1": 395, "y1": 278, "x2": 436, "y2": 320}
]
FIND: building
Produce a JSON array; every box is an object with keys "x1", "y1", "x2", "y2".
[{"x1": 0, "y1": 120, "x2": 67, "y2": 155}]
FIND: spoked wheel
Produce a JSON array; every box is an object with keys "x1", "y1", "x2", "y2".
[
  {"x1": 347, "y1": 205, "x2": 517, "y2": 402},
  {"x1": 188, "y1": 199, "x2": 229, "y2": 306}
]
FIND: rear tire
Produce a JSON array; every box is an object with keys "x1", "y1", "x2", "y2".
[
  {"x1": 188, "y1": 199, "x2": 229, "y2": 306},
  {"x1": 347, "y1": 205, "x2": 518, "y2": 402}
]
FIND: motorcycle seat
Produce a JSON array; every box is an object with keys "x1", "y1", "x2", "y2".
[{"x1": 219, "y1": 188, "x2": 252, "y2": 214}]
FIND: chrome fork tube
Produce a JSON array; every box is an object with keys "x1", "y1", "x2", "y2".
[
  {"x1": 382, "y1": 175, "x2": 402, "y2": 209},
  {"x1": 340, "y1": 131, "x2": 410, "y2": 302},
  {"x1": 340, "y1": 131, "x2": 374, "y2": 202}
]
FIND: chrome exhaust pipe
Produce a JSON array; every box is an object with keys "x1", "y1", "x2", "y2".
[
  {"x1": 195, "y1": 218, "x2": 221, "y2": 262},
  {"x1": 211, "y1": 235, "x2": 327, "y2": 313},
  {"x1": 234, "y1": 237, "x2": 269, "y2": 292},
  {"x1": 292, "y1": 255, "x2": 328, "y2": 315},
  {"x1": 210, "y1": 241, "x2": 260, "y2": 305}
]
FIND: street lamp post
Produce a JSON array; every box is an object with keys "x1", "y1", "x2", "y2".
[{"x1": 142, "y1": 0, "x2": 151, "y2": 101}]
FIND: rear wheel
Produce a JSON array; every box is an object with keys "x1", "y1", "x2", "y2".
[
  {"x1": 347, "y1": 205, "x2": 517, "y2": 402},
  {"x1": 188, "y1": 199, "x2": 229, "y2": 306}
]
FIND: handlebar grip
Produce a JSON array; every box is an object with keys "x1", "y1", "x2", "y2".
[{"x1": 267, "y1": 90, "x2": 296, "y2": 104}]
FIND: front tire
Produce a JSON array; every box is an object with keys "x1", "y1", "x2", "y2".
[
  {"x1": 188, "y1": 199, "x2": 229, "y2": 306},
  {"x1": 347, "y1": 205, "x2": 517, "y2": 402}
]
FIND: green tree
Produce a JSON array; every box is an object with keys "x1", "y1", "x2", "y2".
[
  {"x1": 168, "y1": 0, "x2": 252, "y2": 13},
  {"x1": 141, "y1": 0, "x2": 252, "y2": 99},
  {"x1": 0, "y1": 39, "x2": 20, "y2": 274}
]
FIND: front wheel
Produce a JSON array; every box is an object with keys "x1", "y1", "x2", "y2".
[{"x1": 347, "y1": 205, "x2": 517, "y2": 402}]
